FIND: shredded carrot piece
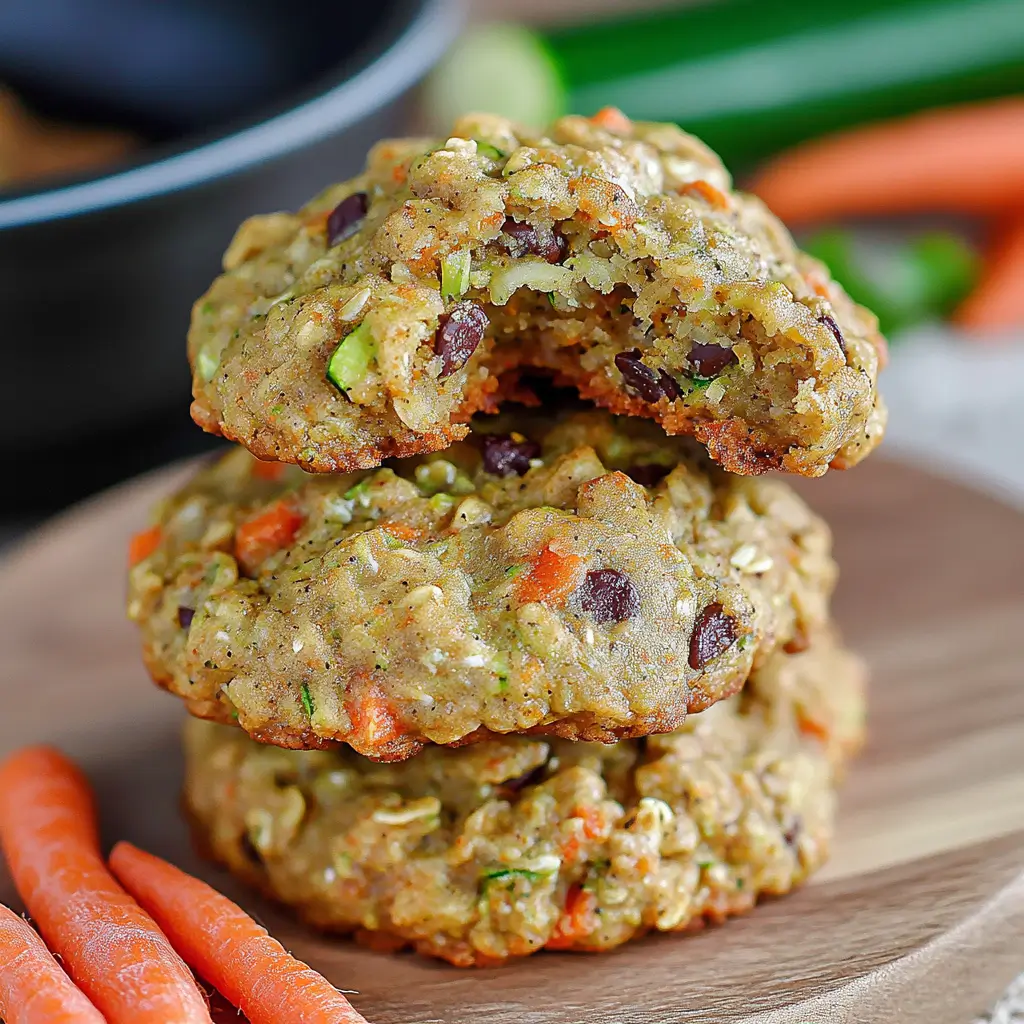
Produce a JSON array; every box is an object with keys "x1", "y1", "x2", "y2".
[
  {"x1": 128, "y1": 525, "x2": 161, "y2": 566},
  {"x1": 234, "y1": 499, "x2": 304, "y2": 574},
  {"x1": 515, "y1": 546, "x2": 585, "y2": 607},
  {"x1": 797, "y1": 713, "x2": 830, "y2": 743},
  {"x1": 0, "y1": 747, "x2": 212, "y2": 1024},
  {"x1": 251, "y1": 460, "x2": 286, "y2": 482},
  {"x1": 577, "y1": 805, "x2": 605, "y2": 840},
  {"x1": 109, "y1": 842, "x2": 370, "y2": 1024},
  {"x1": 380, "y1": 521, "x2": 423, "y2": 542},
  {"x1": 590, "y1": 106, "x2": 632, "y2": 134},
  {"x1": 803, "y1": 269, "x2": 833, "y2": 299},
  {"x1": 303, "y1": 209, "x2": 330, "y2": 231},
  {"x1": 0, "y1": 901, "x2": 106, "y2": 1024},
  {"x1": 546, "y1": 884, "x2": 597, "y2": 949},
  {"x1": 348, "y1": 685, "x2": 403, "y2": 750},
  {"x1": 560, "y1": 835, "x2": 582, "y2": 862},
  {"x1": 408, "y1": 243, "x2": 441, "y2": 274},
  {"x1": 680, "y1": 179, "x2": 731, "y2": 211},
  {"x1": 560, "y1": 805, "x2": 606, "y2": 861}
]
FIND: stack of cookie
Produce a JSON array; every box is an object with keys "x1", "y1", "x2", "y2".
[{"x1": 127, "y1": 111, "x2": 885, "y2": 966}]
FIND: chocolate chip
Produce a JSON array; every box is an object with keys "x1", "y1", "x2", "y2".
[
  {"x1": 688, "y1": 603, "x2": 737, "y2": 669},
  {"x1": 577, "y1": 569, "x2": 641, "y2": 624},
  {"x1": 177, "y1": 606, "x2": 195, "y2": 629},
  {"x1": 625, "y1": 463, "x2": 671, "y2": 487},
  {"x1": 687, "y1": 342, "x2": 736, "y2": 378},
  {"x1": 658, "y1": 368, "x2": 682, "y2": 400},
  {"x1": 501, "y1": 218, "x2": 568, "y2": 264},
  {"x1": 481, "y1": 434, "x2": 541, "y2": 476},
  {"x1": 542, "y1": 231, "x2": 569, "y2": 264},
  {"x1": 435, "y1": 301, "x2": 488, "y2": 377},
  {"x1": 783, "y1": 816, "x2": 803, "y2": 848},
  {"x1": 239, "y1": 831, "x2": 264, "y2": 866},
  {"x1": 326, "y1": 192, "x2": 368, "y2": 246},
  {"x1": 615, "y1": 349, "x2": 665, "y2": 403},
  {"x1": 501, "y1": 218, "x2": 537, "y2": 256},
  {"x1": 818, "y1": 313, "x2": 846, "y2": 355}
]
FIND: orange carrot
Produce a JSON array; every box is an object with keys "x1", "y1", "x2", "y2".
[
  {"x1": 797, "y1": 713, "x2": 831, "y2": 744},
  {"x1": 750, "y1": 97, "x2": 1024, "y2": 224},
  {"x1": 250, "y1": 459, "x2": 286, "y2": 482},
  {"x1": 590, "y1": 106, "x2": 632, "y2": 134},
  {"x1": 546, "y1": 884, "x2": 597, "y2": 949},
  {"x1": 954, "y1": 217, "x2": 1024, "y2": 331},
  {"x1": 514, "y1": 545, "x2": 585, "y2": 607},
  {"x1": 109, "y1": 842, "x2": 370, "y2": 1024},
  {"x1": 560, "y1": 805, "x2": 606, "y2": 862},
  {"x1": 680, "y1": 179, "x2": 731, "y2": 211},
  {"x1": 0, "y1": 747, "x2": 212, "y2": 1024},
  {"x1": 348, "y1": 684, "x2": 403, "y2": 750},
  {"x1": 129, "y1": 525, "x2": 162, "y2": 566},
  {"x1": 379, "y1": 521, "x2": 422, "y2": 542},
  {"x1": 577, "y1": 805, "x2": 605, "y2": 840},
  {"x1": 0, "y1": 902, "x2": 105, "y2": 1024},
  {"x1": 234, "y1": 499, "x2": 304, "y2": 574}
]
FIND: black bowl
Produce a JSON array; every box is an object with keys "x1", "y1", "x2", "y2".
[{"x1": 0, "y1": 0, "x2": 458, "y2": 449}]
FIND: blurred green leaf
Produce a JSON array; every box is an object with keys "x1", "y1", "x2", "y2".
[{"x1": 803, "y1": 229, "x2": 979, "y2": 336}]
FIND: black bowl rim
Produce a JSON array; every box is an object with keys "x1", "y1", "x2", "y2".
[{"x1": 0, "y1": 0, "x2": 458, "y2": 229}]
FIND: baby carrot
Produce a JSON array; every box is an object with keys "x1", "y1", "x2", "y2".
[
  {"x1": 0, "y1": 747, "x2": 212, "y2": 1024},
  {"x1": 110, "y1": 841, "x2": 370, "y2": 1024},
  {"x1": 0, "y1": 902, "x2": 105, "y2": 1024},
  {"x1": 750, "y1": 97, "x2": 1024, "y2": 224},
  {"x1": 954, "y1": 217, "x2": 1024, "y2": 331}
]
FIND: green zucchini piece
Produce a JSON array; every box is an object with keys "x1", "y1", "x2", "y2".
[
  {"x1": 480, "y1": 864, "x2": 557, "y2": 891},
  {"x1": 426, "y1": 0, "x2": 1024, "y2": 168},
  {"x1": 441, "y1": 249, "x2": 472, "y2": 302},
  {"x1": 474, "y1": 140, "x2": 506, "y2": 160},
  {"x1": 422, "y1": 23, "x2": 565, "y2": 132},
  {"x1": 196, "y1": 346, "x2": 219, "y2": 382},
  {"x1": 326, "y1": 321, "x2": 376, "y2": 394}
]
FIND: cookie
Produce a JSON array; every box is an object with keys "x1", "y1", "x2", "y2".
[
  {"x1": 183, "y1": 631, "x2": 865, "y2": 966},
  {"x1": 189, "y1": 111, "x2": 886, "y2": 479},
  {"x1": 128, "y1": 410, "x2": 836, "y2": 760}
]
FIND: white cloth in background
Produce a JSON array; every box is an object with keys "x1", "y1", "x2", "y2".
[{"x1": 884, "y1": 328, "x2": 1024, "y2": 506}]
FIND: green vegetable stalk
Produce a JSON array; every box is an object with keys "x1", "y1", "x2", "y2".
[
  {"x1": 803, "y1": 229, "x2": 979, "y2": 335},
  {"x1": 424, "y1": 0, "x2": 1024, "y2": 167}
]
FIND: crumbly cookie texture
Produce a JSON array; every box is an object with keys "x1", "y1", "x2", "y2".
[
  {"x1": 184, "y1": 632, "x2": 865, "y2": 966},
  {"x1": 128, "y1": 411, "x2": 836, "y2": 760},
  {"x1": 189, "y1": 111, "x2": 886, "y2": 478}
]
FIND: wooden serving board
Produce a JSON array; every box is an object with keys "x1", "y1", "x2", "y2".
[{"x1": 0, "y1": 458, "x2": 1022, "y2": 1024}]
